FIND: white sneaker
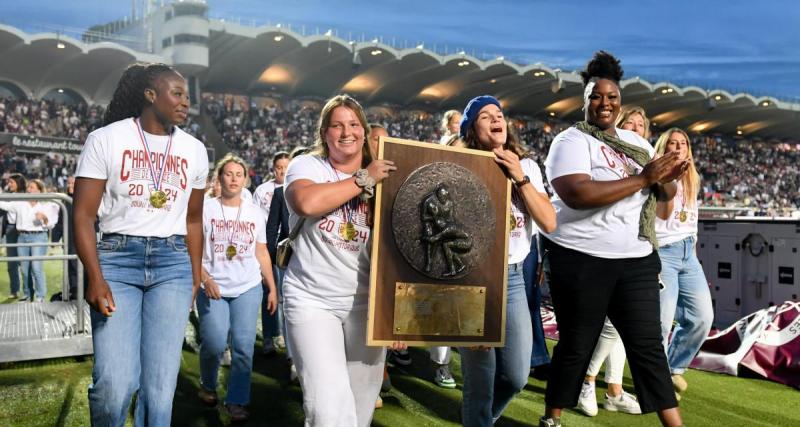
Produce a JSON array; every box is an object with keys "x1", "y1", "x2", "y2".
[
  {"x1": 604, "y1": 391, "x2": 642, "y2": 415},
  {"x1": 433, "y1": 365, "x2": 456, "y2": 389},
  {"x1": 576, "y1": 381, "x2": 598, "y2": 416},
  {"x1": 221, "y1": 348, "x2": 232, "y2": 367},
  {"x1": 289, "y1": 362, "x2": 299, "y2": 383},
  {"x1": 672, "y1": 374, "x2": 688, "y2": 393},
  {"x1": 275, "y1": 335, "x2": 286, "y2": 349}
]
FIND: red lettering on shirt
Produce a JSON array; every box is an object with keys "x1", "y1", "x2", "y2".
[
  {"x1": 121, "y1": 150, "x2": 132, "y2": 181},
  {"x1": 600, "y1": 145, "x2": 617, "y2": 168},
  {"x1": 180, "y1": 158, "x2": 189, "y2": 189}
]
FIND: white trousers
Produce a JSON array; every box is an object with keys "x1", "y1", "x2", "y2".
[
  {"x1": 429, "y1": 346, "x2": 452, "y2": 365},
  {"x1": 285, "y1": 304, "x2": 385, "y2": 427},
  {"x1": 585, "y1": 317, "x2": 626, "y2": 385}
]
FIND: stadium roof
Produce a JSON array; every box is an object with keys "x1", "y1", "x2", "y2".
[{"x1": 1, "y1": 22, "x2": 798, "y2": 140}]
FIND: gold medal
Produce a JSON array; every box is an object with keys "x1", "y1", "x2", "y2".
[
  {"x1": 226, "y1": 245, "x2": 237, "y2": 260},
  {"x1": 679, "y1": 210, "x2": 688, "y2": 222},
  {"x1": 149, "y1": 190, "x2": 167, "y2": 208},
  {"x1": 135, "y1": 119, "x2": 174, "y2": 210},
  {"x1": 340, "y1": 222, "x2": 357, "y2": 241}
]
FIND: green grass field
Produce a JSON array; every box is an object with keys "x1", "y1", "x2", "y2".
[{"x1": 1, "y1": 261, "x2": 798, "y2": 426}]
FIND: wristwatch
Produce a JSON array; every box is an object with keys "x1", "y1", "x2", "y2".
[
  {"x1": 354, "y1": 168, "x2": 376, "y2": 199},
  {"x1": 513, "y1": 175, "x2": 530, "y2": 188}
]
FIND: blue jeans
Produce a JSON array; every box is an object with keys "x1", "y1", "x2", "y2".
[
  {"x1": 17, "y1": 231, "x2": 48, "y2": 300},
  {"x1": 523, "y1": 236, "x2": 550, "y2": 367},
  {"x1": 88, "y1": 234, "x2": 193, "y2": 427},
  {"x1": 198, "y1": 284, "x2": 263, "y2": 405},
  {"x1": 262, "y1": 265, "x2": 285, "y2": 341},
  {"x1": 5, "y1": 224, "x2": 21, "y2": 296},
  {"x1": 658, "y1": 236, "x2": 713, "y2": 375},
  {"x1": 460, "y1": 267, "x2": 532, "y2": 427}
]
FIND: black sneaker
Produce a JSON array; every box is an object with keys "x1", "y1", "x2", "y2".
[
  {"x1": 262, "y1": 340, "x2": 277, "y2": 358},
  {"x1": 387, "y1": 349, "x2": 412, "y2": 366}
]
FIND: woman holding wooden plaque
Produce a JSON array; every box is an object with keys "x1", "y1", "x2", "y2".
[
  {"x1": 458, "y1": 95, "x2": 556, "y2": 426},
  {"x1": 282, "y1": 94, "x2": 398, "y2": 426}
]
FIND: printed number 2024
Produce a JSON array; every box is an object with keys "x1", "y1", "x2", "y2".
[{"x1": 128, "y1": 184, "x2": 178, "y2": 201}]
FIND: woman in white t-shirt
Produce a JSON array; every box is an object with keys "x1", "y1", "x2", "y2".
[
  {"x1": 196, "y1": 154, "x2": 278, "y2": 422},
  {"x1": 654, "y1": 128, "x2": 713, "y2": 401},
  {"x1": 2, "y1": 173, "x2": 26, "y2": 299},
  {"x1": 577, "y1": 105, "x2": 653, "y2": 417},
  {"x1": 457, "y1": 95, "x2": 556, "y2": 427},
  {"x1": 0, "y1": 179, "x2": 59, "y2": 302},
  {"x1": 539, "y1": 52, "x2": 687, "y2": 427},
  {"x1": 283, "y1": 94, "x2": 398, "y2": 427},
  {"x1": 73, "y1": 63, "x2": 208, "y2": 426}
]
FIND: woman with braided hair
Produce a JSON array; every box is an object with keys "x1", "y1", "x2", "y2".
[
  {"x1": 74, "y1": 63, "x2": 208, "y2": 426},
  {"x1": 539, "y1": 51, "x2": 687, "y2": 427}
]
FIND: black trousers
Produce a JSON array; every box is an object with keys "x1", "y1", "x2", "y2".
[{"x1": 542, "y1": 238, "x2": 678, "y2": 413}]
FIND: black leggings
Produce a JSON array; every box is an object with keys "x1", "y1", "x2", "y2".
[{"x1": 542, "y1": 238, "x2": 678, "y2": 413}]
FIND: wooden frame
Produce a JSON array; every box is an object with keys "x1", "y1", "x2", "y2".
[{"x1": 367, "y1": 137, "x2": 511, "y2": 347}]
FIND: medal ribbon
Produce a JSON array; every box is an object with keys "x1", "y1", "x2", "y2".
[
  {"x1": 328, "y1": 160, "x2": 356, "y2": 226},
  {"x1": 134, "y1": 118, "x2": 174, "y2": 193},
  {"x1": 680, "y1": 183, "x2": 686, "y2": 210},
  {"x1": 218, "y1": 199, "x2": 244, "y2": 250}
]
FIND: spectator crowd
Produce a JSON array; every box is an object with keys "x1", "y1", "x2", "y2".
[{"x1": 1, "y1": 94, "x2": 798, "y2": 215}]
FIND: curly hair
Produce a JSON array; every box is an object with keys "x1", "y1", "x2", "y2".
[
  {"x1": 103, "y1": 63, "x2": 179, "y2": 126},
  {"x1": 580, "y1": 51, "x2": 624, "y2": 86}
]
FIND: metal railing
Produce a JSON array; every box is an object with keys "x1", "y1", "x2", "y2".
[{"x1": 0, "y1": 192, "x2": 86, "y2": 332}]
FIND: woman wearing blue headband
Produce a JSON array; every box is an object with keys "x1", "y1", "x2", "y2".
[{"x1": 458, "y1": 95, "x2": 556, "y2": 427}]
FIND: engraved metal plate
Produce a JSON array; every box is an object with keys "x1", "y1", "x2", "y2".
[
  {"x1": 391, "y1": 162, "x2": 496, "y2": 280},
  {"x1": 393, "y1": 282, "x2": 486, "y2": 336}
]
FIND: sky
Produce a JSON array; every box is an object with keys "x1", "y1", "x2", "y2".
[{"x1": 3, "y1": 0, "x2": 799, "y2": 100}]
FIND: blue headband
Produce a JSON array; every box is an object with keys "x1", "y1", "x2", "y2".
[{"x1": 459, "y1": 95, "x2": 501, "y2": 138}]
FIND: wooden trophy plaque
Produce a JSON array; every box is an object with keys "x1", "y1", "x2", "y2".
[{"x1": 367, "y1": 137, "x2": 511, "y2": 347}]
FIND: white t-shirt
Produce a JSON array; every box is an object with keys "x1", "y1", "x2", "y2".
[
  {"x1": 508, "y1": 158, "x2": 547, "y2": 264},
  {"x1": 0, "y1": 201, "x2": 59, "y2": 232},
  {"x1": 543, "y1": 127, "x2": 655, "y2": 259},
  {"x1": 75, "y1": 118, "x2": 209, "y2": 238},
  {"x1": 4, "y1": 202, "x2": 17, "y2": 225},
  {"x1": 241, "y1": 187, "x2": 253, "y2": 202},
  {"x1": 282, "y1": 154, "x2": 371, "y2": 310},
  {"x1": 202, "y1": 197, "x2": 267, "y2": 298},
  {"x1": 253, "y1": 179, "x2": 281, "y2": 217},
  {"x1": 656, "y1": 180, "x2": 698, "y2": 247}
]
